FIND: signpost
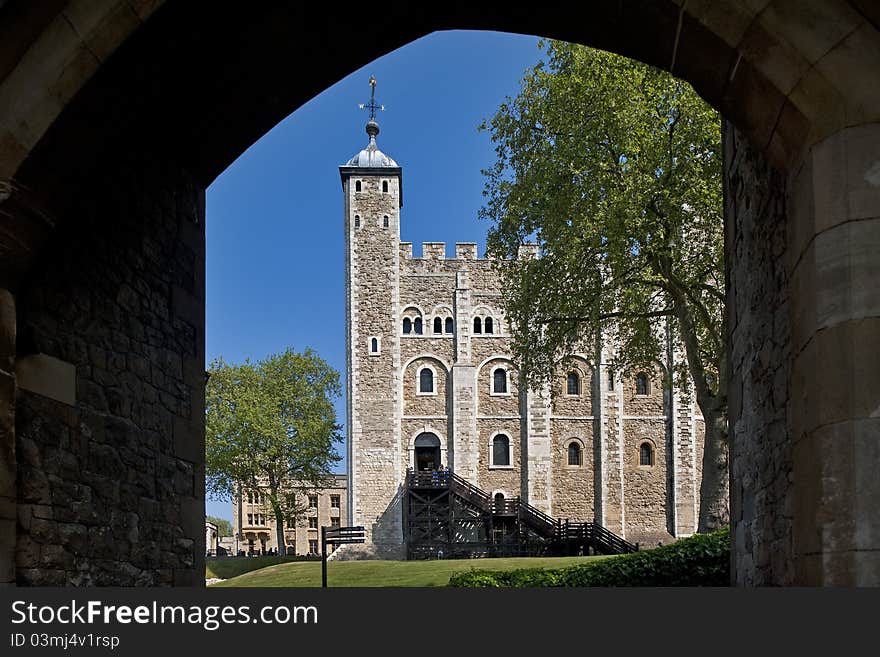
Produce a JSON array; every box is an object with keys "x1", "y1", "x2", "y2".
[{"x1": 321, "y1": 525, "x2": 365, "y2": 587}]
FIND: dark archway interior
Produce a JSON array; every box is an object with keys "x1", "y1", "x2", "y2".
[{"x1": 2, "y1": 1, "x2": 878, "y2": 586}]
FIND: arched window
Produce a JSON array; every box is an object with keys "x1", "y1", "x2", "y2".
[
  {"x1": 639, "y1": 443, "x2": 654, "y2": 466},
  {"x1": 636, "y1": 373, "x2": 649, "y2": 395},
  {"x1": 567, "y1": 371, "x2": 580, "y2": 395},
  {"x1": 484, "y1": 317, "x2": 494, "y2": 334},
  {"x1": 445, "y1": 317, "x2": 453, "y2": 334},
  {"x1": 419, "y1": 368, "x2": 434, "y2": 394},
  {"x1": 354, "y1": 215, "x2": 360, "y2": 228},
  {"x1": 382, "y1": 180, "x2": 389, "y2": 193},
  {"x1": 370, "y1": 337, "x2": 378, "y2": 353},
  {"x1": 492, "y1": 435, "x2": 510, "y2": 466},
  {"x1": 403, "y1": 318, "x2": 412, "y2": 334},
  {"x1": 473, "y1": 317, "x2": 482, "y2": 334},
  {"x1": 493, "y1": 368, "x2": 507, "y2": 394},
  {"x1": 494, "y1": 492, "x2": 505, "y2": 511},
  {"x1": 383, "y1": 215, "x2": 389, "y2": 228},
  {"x1": 355, "y1": 180, "x2": 361, "y2": 192},
  {"x1": 433, "y1": 317, "x2": 442, "y2": 334},
  {"x1": 414, "y1": 318, "x2": 423, "y2": 335},
  {"x1": 568, "y1": 442, "x2": 582, "y2": 466}
]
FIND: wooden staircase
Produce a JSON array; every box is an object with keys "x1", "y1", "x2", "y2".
[{"x1": 404, "y1": 468, "x2": 637, "y2": 559}]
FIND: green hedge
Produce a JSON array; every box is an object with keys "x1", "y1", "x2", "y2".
[{"x1": 448, "y1": 527, "x2": 730, "y2": 587}]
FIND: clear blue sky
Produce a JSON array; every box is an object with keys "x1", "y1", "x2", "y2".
[{"x1": 204, "y1": 30, "x2": 544, "y2": 522}]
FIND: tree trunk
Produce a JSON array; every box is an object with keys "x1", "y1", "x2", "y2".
[
  {"x1": 697, "y1": 408, "x2": 729, "y2": 532},
  {"x1": 274, "y1": 508, "x2": 288, "y2": 556}
]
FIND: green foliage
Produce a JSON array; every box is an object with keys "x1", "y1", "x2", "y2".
[
  {"x1": 481, "y1": 39, "x2": 723, "y2": 400},
  {"x1": 206, "y1": 516, "x2": 233, "y2": 537},
  {"x1": 448, "y1": 528, "x2": 730, "y2": 587},
  {"x1": 480, "y1": 41, "x2": 730, "y2": 530},
  {"x1": 205, "y1": 347, "x2": 342, "y2": 539}
]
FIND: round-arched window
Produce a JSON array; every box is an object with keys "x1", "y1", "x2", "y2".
[
  {"x1": 493, "y1": 368, "x2": 507, "y2": 394},
  {"x1": 492, "y1": 434, "x2": 510, "y2": 466},
  {"x1": 567, "y1": 371, "x2": 580, "y2": 395},
  {"x1": 639, "y1": 442, "x2": 654, "y2": 466},
  {"x1": 568, "y1": 442, "x2": 582, "y2": 466},
  {"x1": 419, "y1": 368, "x2": 434, "y2": 393}
]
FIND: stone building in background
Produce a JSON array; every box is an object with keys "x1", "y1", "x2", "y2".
[
  {"x1": 231, "y1": 474, "x2": 347, "y2": 556},
  {"x1": 342, "y1": 100, "x2": 705, "y2": 558}
]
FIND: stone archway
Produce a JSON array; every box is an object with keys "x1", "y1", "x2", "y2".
[{"x1": 0, "y1": 1, "x2": 878, "y2": 586}]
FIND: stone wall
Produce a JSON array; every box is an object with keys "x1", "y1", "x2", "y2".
[
  {"x1": 14, "y1": 155, "x2": 205, "y2": 586},
  {"x1": 345, "y1": 170, "x2": 403, "y2": 556},
  {"x1": 351, "y1": 186, "x2": 702, "y2": 554},
  {"x1": 724, "y1": 121, "x2": 793, "y2": 585}
]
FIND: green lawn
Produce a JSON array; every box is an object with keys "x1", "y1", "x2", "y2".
[
  {"x1": 209, "y1": 555, "x2": 604, "y2": 587},
  {"x1": 206, "y1": 555, "x2": 320, "y2": 580}
]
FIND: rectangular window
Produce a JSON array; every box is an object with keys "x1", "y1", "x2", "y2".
[
  {"x1": 308, "y1": 495, "x2": 318, "y2": 508},
  {"x1": 331, "y1": 517, "x2": 340, "y2": 528},
  {"x1": 309, "y1": 540, "x2": 318, "y2": 555},
  {"x1": 309, "y1": 517, "x2": 318, "y2": 529},
  {"x1": 330, "y1": 495, "x2": 340, "y2": 508},
  {"x1": 608, "y1": 370, "x2": 615, "y2": 391},
  {"x1": 247, "y1": 514, "x2": 253, "y2": 525}
]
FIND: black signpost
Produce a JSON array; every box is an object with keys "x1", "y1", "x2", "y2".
[{"x1": 321, "y1": 525, "x2": 365, "y2": 587}]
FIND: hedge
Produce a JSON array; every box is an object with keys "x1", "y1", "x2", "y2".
[{"x1": 448, "y1": 527, "x2": 730, "y2": 587}]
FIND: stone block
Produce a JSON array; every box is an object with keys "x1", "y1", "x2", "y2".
[
  {"x1": 844, "y1": 124, "x2": 880, "y2": 221},
  {"x1": 815, "y1": 25, "x2": 880, "y2": 125},
  {"x1": 421, "y1": 242, "x2": 445, "y2": 259},
  {"x1": 16, "y1": 354, "x2": 76, "y2": 405},
  {"x1": 759, "y1": 0, "x2": 861, "y2": 65}
]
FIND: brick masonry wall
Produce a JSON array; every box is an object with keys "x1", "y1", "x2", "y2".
[
  {"x1": 15, "y1": 156, "x2": 205, "y2": 586},
  {"x1": 725, "y1": 121, "x2": 793, "y2": 585}
]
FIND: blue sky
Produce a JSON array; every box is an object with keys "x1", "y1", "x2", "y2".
[{"x1": 204, "y1": 30, "x2": 544, "y2": 521}]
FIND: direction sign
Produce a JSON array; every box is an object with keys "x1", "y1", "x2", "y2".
[{"x1": 321, "y1": 526, "x2": 367, "y2": 587}]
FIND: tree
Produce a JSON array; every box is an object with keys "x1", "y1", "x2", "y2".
[
  {"x1": 206, "y1": 516, "x2": 233, "y2": 537},
  {"x1": 205, "y1": 347, "x2": 342, "y2": 554},
  {"x1": 481, "y1": 41, "x2": 727, "y2": 531}
]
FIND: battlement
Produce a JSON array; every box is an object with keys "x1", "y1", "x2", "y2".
[
  {"x1": 518, "y1": 243, "x2": 539, "y2": 259},
  {"x1": 422, "y1": 242, "x2": 446, "y2": 259},
  {"x1": 455, "y1": 243, "x2": 477, "y2": 259},
  {"x1": 398, "y1": 241, "x2": 536, "y2": 261}
]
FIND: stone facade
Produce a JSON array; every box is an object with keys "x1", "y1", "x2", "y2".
[
  {"x1": 12, "y1": 155, "x2": 205, "y2": 586},
  {"x1": 231, "y1": 475, "x2": 347, "y2": 557},
  {"x1": 343, "y1": 127, "x2": 704, "y2": 555}
]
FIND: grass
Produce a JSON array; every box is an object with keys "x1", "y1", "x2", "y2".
[
  {"x1": 209, "y1": 555, "x2": 605, "y2": 587},
  {"x1": 206, "y1": 555, "x2": 320, "y2": 580}
]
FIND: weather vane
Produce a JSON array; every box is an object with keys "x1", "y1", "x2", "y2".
[{"x1": 358, "y1": 75, "x2": 384, "y2": 120}]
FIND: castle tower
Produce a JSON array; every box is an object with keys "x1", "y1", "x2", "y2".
[{"x1": 340, "y1": 77, "x2": 404, "y2": 556}]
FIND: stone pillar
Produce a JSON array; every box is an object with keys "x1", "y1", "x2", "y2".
[
  {"x1": 0, "y1": 289, "x2": 15, "y2": 586},
  {"x1": 671, "y1": 385, "x2": 698, "y2": 536},
  {"x1": 786, "y1": 123, "x2": 880, "y2": 586},
  {"x1": 599, "y1": 354, "x2": 625, "y2": 535},
  {"x1": 726, "y1": 120, "x2": 793, "y2": 585},
  {"x1": 525, "y1": 383, "x2": 552, "y2": 514},
  {"x1": 452, "y1": 272, "x2": 476, "y2": 479}
]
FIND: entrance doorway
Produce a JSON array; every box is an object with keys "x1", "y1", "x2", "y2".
[{"x1": 414, "y1": 433, "x2": 441, "y2": 471}]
